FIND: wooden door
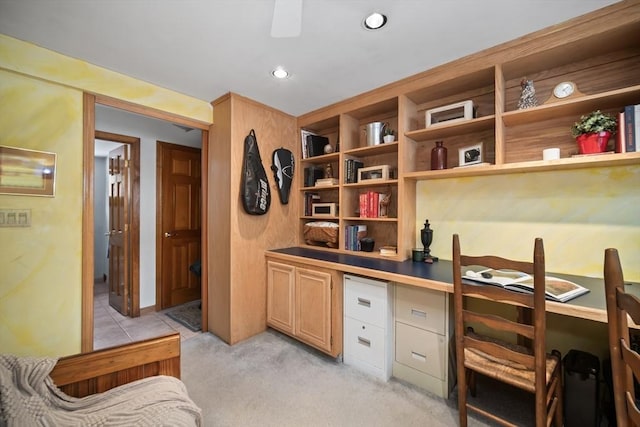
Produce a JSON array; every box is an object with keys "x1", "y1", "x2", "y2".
[
  {"x1": 266, "y1": 261, "x2": 295, "y2": 334},
  {"x1": 295, "y1": 267, "x2": 332, "y2": 352},
  {"x1": 158, "y1": 142, "x2": 201, "y2": 309},
  {"x1": 108, "y1": 145, "x2": 130, "y2": 315}
]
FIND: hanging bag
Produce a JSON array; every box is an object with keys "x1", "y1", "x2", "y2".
[{"x1": 241, "y1": 129, "x2": 271, "y2": 215}]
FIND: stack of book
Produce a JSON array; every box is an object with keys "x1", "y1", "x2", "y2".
[
  {"x1": 344, "y1": 159, "x2": 364, "y2": 183},
  {"x1": 300, "y1": 130, "x2": 330, "y2": 159},
  {"x1": 344, "y1": 225, "x2": 367, "y2": 251},
  {"x1": 358, "y1": 191, "x2": 387, "y2": 218},
  {"x1": 620, "y1": 103, "x2": 640, "y2": 152},
  {"x1": 303, "y1": 192, "x2": 320, "y2": 216}
]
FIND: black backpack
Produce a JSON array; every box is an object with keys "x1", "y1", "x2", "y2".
[{"x1": 241, "y1": 129, "x2": 271, "y2": 215}]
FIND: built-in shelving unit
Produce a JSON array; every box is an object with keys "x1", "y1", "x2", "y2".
[{"x1": 296, "y1": 1, "x2": 640, "y2": 261}]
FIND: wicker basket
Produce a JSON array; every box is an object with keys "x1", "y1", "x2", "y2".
[{"x1": 303, "y1": 222, "x2": 339, "y2": 248}]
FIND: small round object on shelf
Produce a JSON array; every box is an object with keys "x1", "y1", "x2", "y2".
[
  {"x1": 324, "y1": 144, "x2": 334, "y2": 154},
  {"x1": 553, "y1": 81, "x2": 576, "y2": 99}
]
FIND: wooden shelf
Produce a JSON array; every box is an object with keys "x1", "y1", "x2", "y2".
[
  {"x1": 344, "y1": 142, "x2": 398, "y2": 156},
  {"x1": 403, "y1": 152, "x2": 640, "y2": 181},
  {"x1": 502, "y1": 86, "x2": 640, "y2": 127},
  {"x1": 343, "y1": 179, "x2": 398, "y2": 188},
  {"x1": 300, "y1": 152, "x2": 340, "y2": 165},
  {"x1": 300, "y1": 185, "x2": 339, "y2": 191},
  {"x1": 343, "y1": 216, "x2": 398, "y2": 222},
  {"x1": 405, "y1": 115, "x2": 495, "y2": 142}
]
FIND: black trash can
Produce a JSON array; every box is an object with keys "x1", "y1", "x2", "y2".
[{"x1": 563, "y1": 349, "x2": 600, "y2": 427}]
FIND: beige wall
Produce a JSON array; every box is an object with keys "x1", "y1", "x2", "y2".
[
  {"x1": 416, "y1": 165, "x2": 640, "y2": 360},
  {"x1": 0, "y1": 35, "x2": 212, "y2": 356}
]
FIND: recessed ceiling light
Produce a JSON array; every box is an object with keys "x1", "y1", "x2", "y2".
[
  {"x1": 272, "y1": 67, "x2": 289, "y2": 79},
  {"x1": 363, "y1": 12, "x2": 387, "y2": 30}
]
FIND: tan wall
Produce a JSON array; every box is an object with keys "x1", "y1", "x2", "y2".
[{"x1": 210, "y1": 93, "x2": 298, "y2": 344}]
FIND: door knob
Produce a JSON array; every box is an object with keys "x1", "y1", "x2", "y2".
[{"x1": 164, "y1": 232, "x2": 174, "y2": 238}]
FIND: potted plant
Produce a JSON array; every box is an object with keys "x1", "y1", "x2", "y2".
[
  {"x1": 570, "y1": 110, "x2": 617, "y2": 154},
  {"x1": 383, "y1": 127, "x2": 395, "y2": 143}
]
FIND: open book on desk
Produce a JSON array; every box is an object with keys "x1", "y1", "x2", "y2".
[{"x1": 462, "y1": 268, "x2": 590, "y2": 303}]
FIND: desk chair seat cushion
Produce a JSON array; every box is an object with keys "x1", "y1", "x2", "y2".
[{"x1": 464, "y1": 343, "x2": 559, "y2": 393}]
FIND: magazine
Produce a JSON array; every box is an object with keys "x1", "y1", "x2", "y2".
[{"x1": 462, "y1": 268, "x2": 590, "y2": 303}]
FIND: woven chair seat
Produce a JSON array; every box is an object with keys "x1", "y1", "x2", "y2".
[{"x1": 464, "y1": 339, "x2": 559, "y2": 393}]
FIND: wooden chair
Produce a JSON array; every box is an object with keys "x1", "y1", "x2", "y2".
[
  {"x1": 452, "y1": 234, "x2": 563, "y2": 427},
  {"x1": 604, "y1": 248, "x2": 640, "y2": 427}
]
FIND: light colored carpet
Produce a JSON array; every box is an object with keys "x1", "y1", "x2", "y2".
[{"x1": 180, "y1": 329, "x2": 527, "y2": 427}]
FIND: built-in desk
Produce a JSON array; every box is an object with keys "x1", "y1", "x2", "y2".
[{"x1": 266, "y1": 246, "x2": 640, "y2": 325}]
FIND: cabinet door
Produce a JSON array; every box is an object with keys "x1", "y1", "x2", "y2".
[
  {"x1": 295, "y1": 267, "x2": 332, "y2": 352},
  {"x1": 266, "y1": 261, "x2": 295, "y2": 334}
]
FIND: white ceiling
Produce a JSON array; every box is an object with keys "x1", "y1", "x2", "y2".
[{"x1": 0, "y1": 0, "x2": 620, "y2": 117}]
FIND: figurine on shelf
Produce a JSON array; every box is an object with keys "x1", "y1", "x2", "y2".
[
  {"x1": 420, "y1": 219, "x2": 439, "y2": 263},
  {"x1": 517, "y1": 78, "x2": 538, "y2": 110},
  {"x1": 379, "y1": 192, "x2": 391, "y2": 218},
  {"x1": 325, "y1": 163, "x2": 333, "y2": 178}
]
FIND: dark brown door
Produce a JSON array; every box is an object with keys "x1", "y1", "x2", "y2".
[
  {"x1": 158, "y1": 142, "x2": 202, "y2": 309},
  {"x1": 108, "y1": 144, "x2": 130, "y2": 315}
]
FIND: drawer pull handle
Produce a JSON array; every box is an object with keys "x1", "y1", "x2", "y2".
[
  {"x1": 411, "y1": 351, "x2": 427, "y2": 362},
  {"x1": 357, "y1": 336, "x2": 371, "y2": 347},
  {"x1": 411, "y1": 309, "x2": 427, "y2": 318},
  {"x1": 357, "y1": 298, "x2": 371, "y2": 308}
]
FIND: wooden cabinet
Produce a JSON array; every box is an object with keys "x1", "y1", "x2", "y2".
[
  {"x1": 266, "y1": 260, "x2": 342, "y2": 357},
  {"x1": 392, "y1": 284, "x2": 454, "y2": 398},
  {"x1": 296, "y1": 3, "x2": 640, "y2": 261}
]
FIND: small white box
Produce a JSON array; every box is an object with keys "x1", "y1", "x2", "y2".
[
  {"x1": 426, "y1": 100, "x2": 474, "y2": 127},
  {"x1": 312, "y1": 202, "x2": 338, "y2": 217},
  {"x1": 357, "y1": 165, "x2": 390, "y2": 183}
]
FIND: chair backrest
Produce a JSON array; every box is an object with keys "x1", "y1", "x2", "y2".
[
  {"x1": 604, "y1": 248, "x2": 640, "y2": 427},
  {"x1": 452, "y1": 234, "x2": 548, "y2": 397}
]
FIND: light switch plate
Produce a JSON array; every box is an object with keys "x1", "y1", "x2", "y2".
[{"x1": 0, "y1": 209, "x2": 31, "y2": 227}]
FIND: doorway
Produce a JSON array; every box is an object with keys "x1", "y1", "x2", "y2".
[{"x1": 82, "y1": 94, "x2": 210, "y2": 352}]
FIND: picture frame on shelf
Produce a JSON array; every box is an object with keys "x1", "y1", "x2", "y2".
[
  {"x1": 426, "y1": 100, "x2": 474, "y2": 127},
  {"x1": 357, "y1": 165, "x2": 391, "y2": 183},
  {"x1": 458, "y1": 142, "x2": 483, "y2": 167}
]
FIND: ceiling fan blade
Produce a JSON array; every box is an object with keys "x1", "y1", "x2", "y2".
[{"x1": 270, "y1": 0, "x2": 303, "y2": 38}]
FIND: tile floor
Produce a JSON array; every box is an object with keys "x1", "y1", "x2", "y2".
[{"x1": 93, "y1": 280, "x2": 200, "y2": 350}]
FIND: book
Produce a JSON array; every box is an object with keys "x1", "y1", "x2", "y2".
[
  {"x1": 306, "y1": 134, "x2": 330, "y2": 158},
  {"x1": 462, "y1": 268, "x2": 590, "y2": 303},
  {"x1": 617, "y1": 111, "x2": 626, "y2": 153},
  {"x1": 624, "y1": 104, "x2": 636, "y2": 153},
  {"x1": 379, "y1": 246, "x2": 397, "y2": 257}
]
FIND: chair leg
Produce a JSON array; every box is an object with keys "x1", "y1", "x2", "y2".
[
  {"x1": 468, "y1": 370, "x2": 477, "y2": 398},
  {"x1": 458, "y1": 367, "x2": 469, "y2": 427}
]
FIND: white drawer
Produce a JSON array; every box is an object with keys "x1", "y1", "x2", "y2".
[
  {"x1": 344, "y1": 276, "x2": 388, "y2": 328},
  {"x1": 395, "y1": 322, "x2": 445, "y2": 379},
  {"x1": 344, "y1": 317, "x2": 386, "y2": 370},
  {"x1": 395, "y1": 285, "x2": 445, "y2": 334}
]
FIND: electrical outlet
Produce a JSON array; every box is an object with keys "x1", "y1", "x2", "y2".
[{"x1": 0, "y1": 209, "x2": 31, "y2": 227}]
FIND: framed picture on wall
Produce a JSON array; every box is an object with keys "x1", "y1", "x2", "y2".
[{"x1": 0, "y1": 145, "x2": 56, "y2": 196}]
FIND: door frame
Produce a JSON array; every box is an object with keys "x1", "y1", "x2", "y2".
[
  {"x1": 82, "y1": 93, "x2": 210, "y2": 352},
  {"x1": 97, "y1": 130, "x2": 141, "y2": 317}
]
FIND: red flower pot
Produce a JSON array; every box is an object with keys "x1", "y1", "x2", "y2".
[{"x1": 576, "y1": 131, "x2": 611, "y2": 154}]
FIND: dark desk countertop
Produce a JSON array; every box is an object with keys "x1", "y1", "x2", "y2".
[{"x1": 266, "y1": 246, "x2": 640, "y2": 324}]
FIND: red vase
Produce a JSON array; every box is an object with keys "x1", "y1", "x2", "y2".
[{"x1": 576, "y1": 131, "x2": 611, "y2": 154}]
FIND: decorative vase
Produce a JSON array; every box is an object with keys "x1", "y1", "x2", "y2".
[
  {"x1": 383, "y1": 135, "x2": 395, "y2": 143},
  {"x1": 576, "y1": 131, "x2": 611, "y2": 154},
  {"x1": 430, "y1": 141, "x2": 447, "y2": 170}
]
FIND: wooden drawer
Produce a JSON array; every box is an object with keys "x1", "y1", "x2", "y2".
[
  {"x1": 395, "y1": 322, "x2": 446, "y2": 380},
  {"x1": 395, "y1": 285, "x2": 446, "y2": 334},
  {"x1": 344, "y1": 275, "x2": 389, "y2": 328},
  {"x1": 344, "y1": 317, "x2": 386, "y2": 371}
]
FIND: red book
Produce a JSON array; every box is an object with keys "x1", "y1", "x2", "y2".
[{"x1": 359, "y1": 193, "x2": 368, "y2": 218}]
